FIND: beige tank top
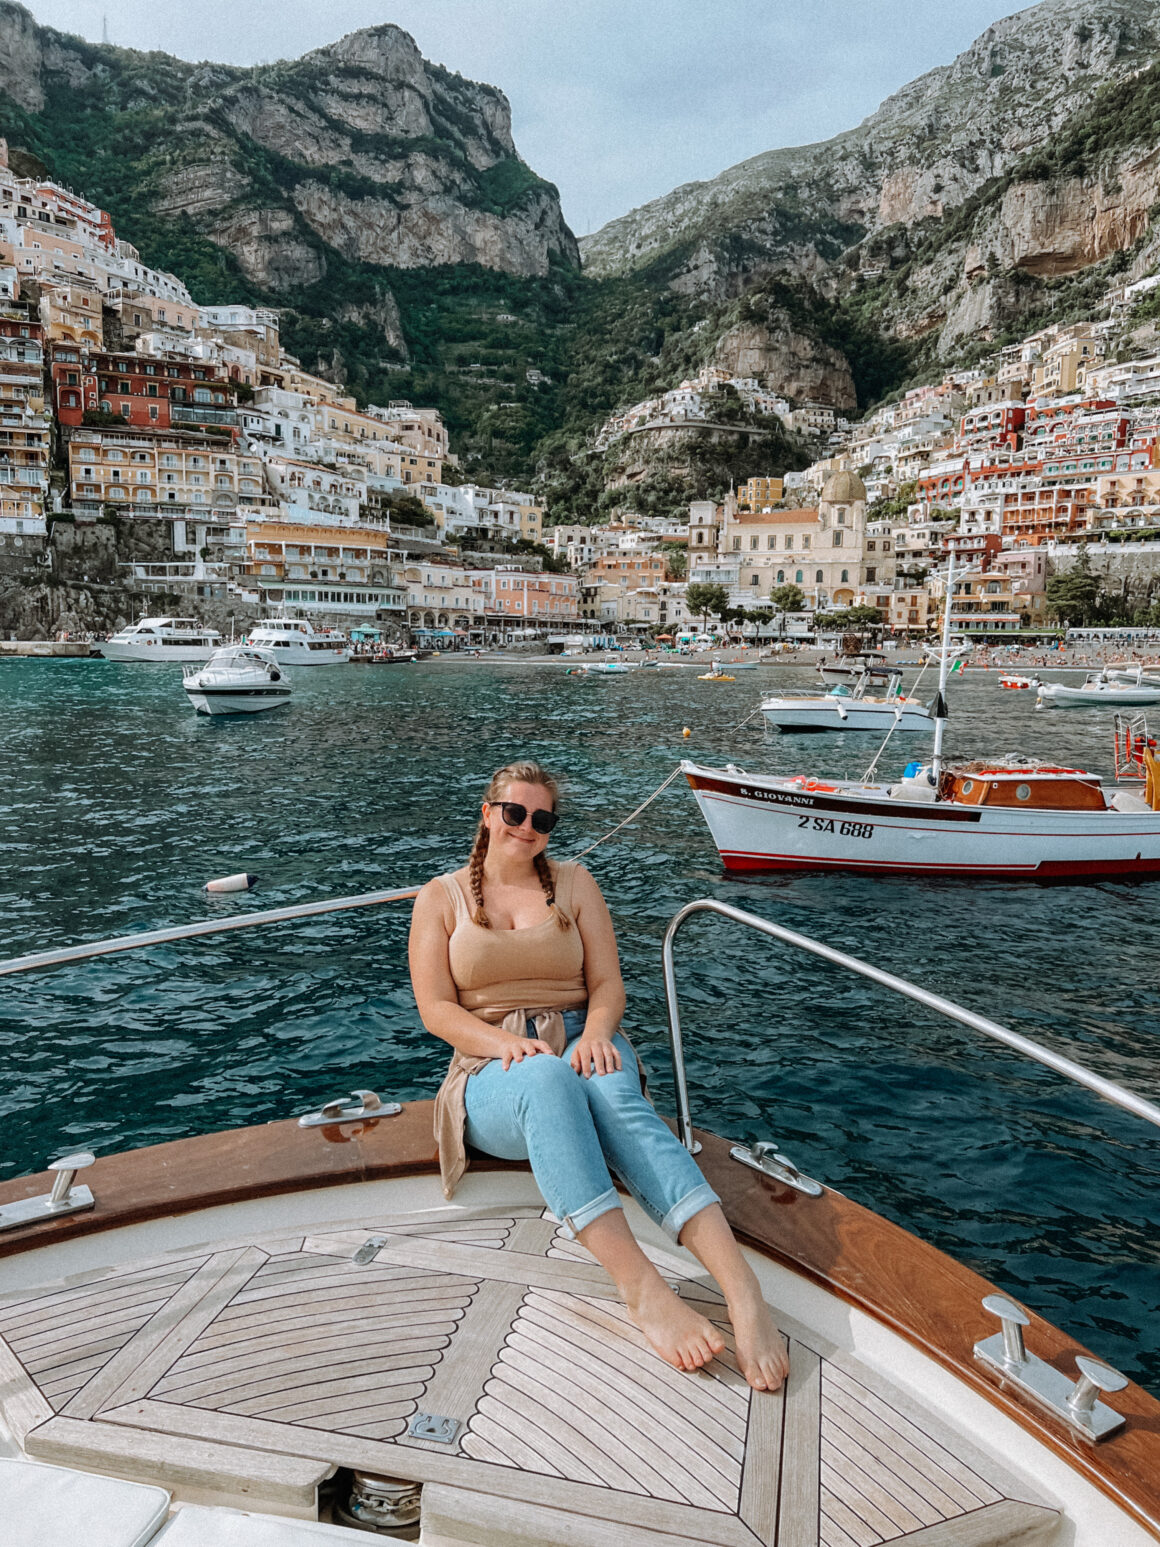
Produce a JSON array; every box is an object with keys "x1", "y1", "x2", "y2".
[
  {"x1": 441, "y1": 860, "x2": 588, "y2": 1020},
  {"x1": 432, "y1": 859, "x2": 590, "y2": 1198}
]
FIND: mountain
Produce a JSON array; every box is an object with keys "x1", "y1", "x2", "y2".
[
  {"x1": 0, "y1": 1, "x2": 585, "y2": 482},
  {"x1": 581, "y1": 0, "x2": 1160, "y2": 294},
  {"x1": 6, "y1": 0, "x2": 1160, "y2": 513}
]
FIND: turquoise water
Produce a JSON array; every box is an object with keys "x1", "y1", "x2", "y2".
[{"x1": 1, "y1": 656, "x2": 1158, "y2": 1393}]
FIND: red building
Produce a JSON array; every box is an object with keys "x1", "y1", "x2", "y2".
[
  {"x1": 50, "y1": 347, "x2": 239, "y2": 436},
  {"x1": 956, "y1": 400, "x2": 1026, "y2": 453}
]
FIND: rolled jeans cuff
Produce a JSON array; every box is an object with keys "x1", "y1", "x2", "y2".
[
  {"x1": 661, "y1": 1182, "x2": 720, "y2": 1242},
  {"x1": 559, "y1": 1185, "x2": 621, "y2": 1240}
]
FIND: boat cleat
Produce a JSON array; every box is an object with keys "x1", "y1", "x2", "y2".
[
  {"x1": 730, "y1": 1139, "x2": 824, "y2": 1197},
  {"x1": 974, "y1": 1294, "x2": 1128, "y2": 1440}
]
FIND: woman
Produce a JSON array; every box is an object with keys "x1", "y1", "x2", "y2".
[{"x1": 409, "y1": 760, "x2": 789, "y2": 1391}]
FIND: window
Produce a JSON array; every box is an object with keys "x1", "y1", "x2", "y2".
[
  {"x1": 750, "y1": 536, "x2": 759, "y2": 550},
  {"x1": 795, "y1": 570, "x2": 803, "y2": 584},
  {"x1": 867, "y1": 540, "x2": 876, "y2": 552},
  {"x1": 732, "y1": 537, "x2": 741, "y2": 551},
  {"x1": 815, "y1": 569, "x2": 823, "y2": 583},
  {"x1": 802, "y1": 535, "x2": 810, "y2": 549},
  {"x1": 840, "y1": 569, "x2": 849, "y2": 583},
  {"x1": 836, "y1": 510, "x2": 845, "y2": 525},
  {"x1": 777, "y1": 569, "x2": 785, "y2": 584}
]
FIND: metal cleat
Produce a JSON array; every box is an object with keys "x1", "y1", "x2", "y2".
[{"x1": 297, "y1": 1089, "x2": 402, "y2": 1128}]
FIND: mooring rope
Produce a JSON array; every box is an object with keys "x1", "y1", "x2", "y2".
[{"x1": 570, "y1": 765, "x2": 685, "y2": 860}]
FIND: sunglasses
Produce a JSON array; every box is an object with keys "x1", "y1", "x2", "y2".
[{"x1": 491, "y1": 801, "x2": 560, "y2": 834}]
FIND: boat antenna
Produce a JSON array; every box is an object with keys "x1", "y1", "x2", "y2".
[{"x1": 930, "y1": 546, "x2": 956, "y2": 793}]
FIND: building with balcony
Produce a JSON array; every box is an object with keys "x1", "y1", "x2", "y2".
[{"x1": 67, "y1": 429, "x2": 262, "y2": 519}]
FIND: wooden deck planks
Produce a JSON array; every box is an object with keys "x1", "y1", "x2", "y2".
[
  {"x1": 0, "y1": 1205, "x2": 1065, "y2": 1546},
  {"x1": 778, "y1": 1340, "x2": 822, "y2": 1547},
  {"x1": 62, "y1": 1246, "x2": 268, "y2": 1420}
]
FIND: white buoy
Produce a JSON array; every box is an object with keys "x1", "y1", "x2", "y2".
[{"x1": 205, "y1": 873, "x2": 258, "y2": 894}]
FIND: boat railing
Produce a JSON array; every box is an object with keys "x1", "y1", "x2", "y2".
[
  {"x1": 2, "y1": 889, "x2": 1157, "y2": 1148},
  {"x1": 661, "y1": 897, "x2": 1160, "y2": 1152}
]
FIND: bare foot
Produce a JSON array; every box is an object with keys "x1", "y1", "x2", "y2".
[
  {"x1": 627, "y1": 1274, "x2": 727, "y2": 1373},
  {"x1": 729, "y1": 1289, "x2": 789, "y2": 1391}
]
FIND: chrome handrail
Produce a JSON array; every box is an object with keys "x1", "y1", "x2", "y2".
[
  {"x1": 0, "y1": 886, "x2": 421, "y2": 978},
  {"x1": 662, "y1": 898, "x2": 1160, "y2": 1151}
]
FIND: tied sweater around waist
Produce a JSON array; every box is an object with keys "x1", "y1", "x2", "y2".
[{"x1": 432, "y1": 859, "x2": 590, "y2": 1198}]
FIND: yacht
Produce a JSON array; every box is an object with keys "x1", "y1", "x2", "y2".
[
  {"x1": 0, "y1": 892, "x2": 1157, "y2": 1545},
  {"x1": 182, "y1": 647, "x2": 292, "y2": 716},
  {"x1": 247, "y1": 617, "x2": 350, "y2": 666},
  {"x1": 99, "y1": 618, "x2": 222, "y2": 663},
  {"x1": 761, "y1": 665, "x2": 933, "y2": 733}
]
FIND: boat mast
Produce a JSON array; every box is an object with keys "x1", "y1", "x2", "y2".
[{"x1": 930, "y1": 547, "x2": 956, "y2": 791}]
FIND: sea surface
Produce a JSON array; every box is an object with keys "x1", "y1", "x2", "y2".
[{"x1": 1, "y1": 655, "x2": 1157, "y2": 1394}]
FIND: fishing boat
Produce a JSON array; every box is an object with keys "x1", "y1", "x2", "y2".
[
  {"x1": 0, "y1": 893, "x2": 1158, "y2": 1545},
  {"x1": 247, "y1": 617, "x2": 350, "y2": 666},
  {"x1": 760, "y1": 666, "x2": 932, "y2": 734},
  {"x1": 687, "y1": 555, "x2": 1160, "y2": 877},
  {"x1": 99, "y1": 618, "x2": 222, "y2": 664},
  {"x1": 1036, "y1": 672, "x2": 1160, "y2": 709},
  {"x1": 182, "y1": 647, "x2": 292, "y2": 716}
]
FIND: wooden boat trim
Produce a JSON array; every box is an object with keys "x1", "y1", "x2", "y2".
[{"x1": 0, "y1": 1101, "x2": 1157, "y2": 1538}]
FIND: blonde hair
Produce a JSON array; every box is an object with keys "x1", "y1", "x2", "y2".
[{"x1": 468, "y1": 761, "x2": 569, "y2": 931}]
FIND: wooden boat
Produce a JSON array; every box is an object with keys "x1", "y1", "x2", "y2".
[
  {"x1": 1, "y1": 894, "x2": 1159, "y2": 1545},
  {"x1": 688, "y1": 556, "x2": 1160, "y2": 877}
]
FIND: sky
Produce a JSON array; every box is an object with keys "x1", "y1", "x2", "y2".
[{"x1": 21, "y1": 0, "x2": 1040, "y2": 235}]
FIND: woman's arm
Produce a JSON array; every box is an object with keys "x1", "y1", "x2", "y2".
[
  {"x1": 408, "y1": 880, "x2": 554, "y2": 1070},
  {"x1": 570, "y1": 865, "x2": 627, "y2": 1077}
]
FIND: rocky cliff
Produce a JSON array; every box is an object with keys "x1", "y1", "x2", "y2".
[
  {"x1": 581, "y1": 0, "x2": 1160, "y2": 293},
  {"x1": 0, "y1": 2, "x2": 578, "y2": 288}
]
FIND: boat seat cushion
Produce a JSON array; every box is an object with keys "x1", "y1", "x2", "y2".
[
  {"x1": 0, "y1": 1457, "x2": 170, "y2": 1547},
  {"x1": 153, "y1": 1504, "x2": 365, "y2": 1544}
]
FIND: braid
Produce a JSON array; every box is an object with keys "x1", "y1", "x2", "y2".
[
  {"x1": 468, "y1": 822, "x2": 491, "y2": 927},
  {"x1": 534, "y1": 851, "x2": 571, "y2": 931}
]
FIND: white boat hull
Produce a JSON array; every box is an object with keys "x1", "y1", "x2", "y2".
[
  {"x1": 244, "y1": 643, "x2": 349, "y2": 666},
  {"x1": 184, "y1": 686, "x2": 291, "y2": 715},
  {"x1": 1039, "y1": 682, "x2": 1160, "y2": 707},
  {"x1": 683, "y1": 760, "x2": 1160, "y2": 877},
  {"x1": 762, "y1": 699, "x2": 932, "y2": 733},
  {"x1": 100, "y1": 640, "x2": 218, "y2": 663}
]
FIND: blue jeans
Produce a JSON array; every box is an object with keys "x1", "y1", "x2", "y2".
[{"x1": 463, "y1": 1008, "x2": 719, "y2": 1240}]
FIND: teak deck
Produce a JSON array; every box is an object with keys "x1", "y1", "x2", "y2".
[
  {"x1": 0, "y1": 1204, "x2": 1056, "y2": 1547},
  {"x1": 0, "y1": 1103, "x2": 1156, "y2": 1543}
]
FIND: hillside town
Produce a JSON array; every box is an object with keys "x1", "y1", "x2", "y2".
[{"x1": 4, "y1": 140, "x2": 1160, "y2": 649}]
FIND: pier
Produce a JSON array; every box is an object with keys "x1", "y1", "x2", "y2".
[{"x1": 0, "y1": 641, "x2": 97, "y2": 657}]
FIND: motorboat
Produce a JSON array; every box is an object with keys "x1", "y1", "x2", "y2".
[
  {"x1": 1106, "y1": 664, "x2": 1160, "y2": 689},
  {"x1": 247, "y1": 617, "x2": 350, "y2": 666},
  {"x1": 0, "y1": 893, "x2": 1158, "y2": 1545},
  {"x1": 182, "y1": 647, "x2": 292, "y2": 716},
  {"x1": 689, "y1": 555, "x2": 1160, "y2": 877},
  {"x1": 698, "y1": 661, "x2": 735, "y2": 681},
  {"x1": 1036, "y1": 672, "x2": 1160, "y2": 709},
  {"x1": 999, "y1": 675, "x2": 1040, "y2": 690},
  {"x1": 817, "y1": 651, "x2": 886, "y2": 685},
  {"x1": 582, "y1": 660, "x2": 635, "y2": 675},
  {"x1": 761, "y1": 666, "x2": 933, "y2": 733},
  {"x1": 99, "y1": 618, "x2": 222, "y2": 663}
]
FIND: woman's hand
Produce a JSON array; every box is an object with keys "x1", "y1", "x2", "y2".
[
  {"x1": 500, "y1": 1037, "x2": 556, "y2": 1072},
  {"x1": 570, "y1": 1034, "x2": 623, "y2": 1079}
]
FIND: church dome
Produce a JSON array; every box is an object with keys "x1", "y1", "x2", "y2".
[{"x1": 820, "y1": 469, "x2": 867, "y2": 504}]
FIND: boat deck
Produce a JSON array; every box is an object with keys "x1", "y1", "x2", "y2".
[{"x1": 0, "y1": 1201, "x2": 1057, "y2": 1546}]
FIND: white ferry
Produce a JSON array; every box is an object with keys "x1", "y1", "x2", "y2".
[
  {"x1": 247, "y1": 616, "x2": 351, "y2": 666},
  {"x1": 99, "y1": 618, "x2": 222, "y2": 663}
]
